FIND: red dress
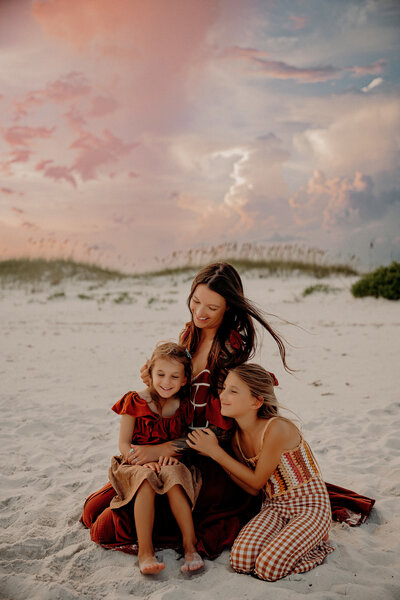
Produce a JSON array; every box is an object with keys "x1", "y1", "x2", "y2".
[{"x1": 112, "y1": 391, "x2": 191, "y2": 444}]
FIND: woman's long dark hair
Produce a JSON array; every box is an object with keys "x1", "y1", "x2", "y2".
[{"x1": 180, "y1": 262, "x2": 290, "y2": 393}]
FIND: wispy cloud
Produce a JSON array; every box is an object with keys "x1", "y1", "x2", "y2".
[{"x1": 220, "y1": 47, "x2": 387, "y2": 83}]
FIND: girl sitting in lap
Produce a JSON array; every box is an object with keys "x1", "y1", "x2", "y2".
[{"x1": 109, "y1": 342, "x2": 203, "y2": 575}]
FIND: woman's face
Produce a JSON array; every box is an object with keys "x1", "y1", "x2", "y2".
[{"x1": 189, "y1": 284, "x2": 227, "y2": 331}]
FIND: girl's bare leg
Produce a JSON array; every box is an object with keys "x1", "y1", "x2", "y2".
[
  {"x1": 134, "y1": 481, "x2": 165, "y2": 574},
  {"x1": 167, "y1": 485, "x2": 204, "y2": 573}
]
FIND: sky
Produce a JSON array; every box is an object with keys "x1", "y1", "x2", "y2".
[{"x1": 0, "y1": 0, "x2": 399, "y2": 272}]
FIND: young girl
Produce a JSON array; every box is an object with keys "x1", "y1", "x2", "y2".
[
  {"x1": 109, "y1": 342, "x2": 204, "y2": 575},
  {"x1": 187, "y1": 364, "x2": 334, "y2": 581}
]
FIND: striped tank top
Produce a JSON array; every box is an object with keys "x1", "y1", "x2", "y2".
[{"x1": 235, "y1": 417, "x2": 320, "y2": 499}]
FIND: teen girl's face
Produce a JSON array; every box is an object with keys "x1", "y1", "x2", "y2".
[
  {"x1": 189, "y1": 284, "x2": 227, "y2": 331},
  {"x1": 219, "y1": 371, "x2": 259, "y2": 419},
  {"x1": 151, "y1": 358, "x2": 187, "y2": 399}
]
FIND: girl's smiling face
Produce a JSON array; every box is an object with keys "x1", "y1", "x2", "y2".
[
  {"x1": 189, "y1": 284, "x2": 227, "y2": 331},
  {"x1": 219, "y1": 371, "x2": 260, "y2": 418},
  {"x1": 151, "y1": 358, "x2": 187, "y2": 399}
]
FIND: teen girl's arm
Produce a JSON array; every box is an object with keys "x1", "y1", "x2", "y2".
[
  {"x1": 217, "y1": 438, "x2": 261, "y2": 496},
  {"x1": 187, "y1": 422, "x2": 290, "y2": 494}
]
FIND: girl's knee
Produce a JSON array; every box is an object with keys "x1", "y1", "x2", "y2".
[
  {"x1": 229, "y1": 540, "x2": 255, "y2": 573},
  {"x1": 254, "y1": 551, "x2": 289, "y2": 582}
]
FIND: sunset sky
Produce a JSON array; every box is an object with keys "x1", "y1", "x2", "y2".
[{"x1": 0, "y1": 0, "x2": 399, "y2": 271}]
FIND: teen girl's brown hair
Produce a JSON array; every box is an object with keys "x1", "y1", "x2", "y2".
[{"x1": 180, "y1": 262, "x2": 290, "y2": 392}]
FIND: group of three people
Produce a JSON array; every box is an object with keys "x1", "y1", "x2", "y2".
[{"x1": 80, "y1": 262, "x2": 373, "y2": 580}]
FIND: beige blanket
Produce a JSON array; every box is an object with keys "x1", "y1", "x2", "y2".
[{"x1": 109, "y1": 456, "x2": 202, "y2": 510}]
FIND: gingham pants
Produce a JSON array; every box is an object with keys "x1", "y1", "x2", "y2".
[{"x1": 230, "y1": 477, "x2": 334, "y2": 581}]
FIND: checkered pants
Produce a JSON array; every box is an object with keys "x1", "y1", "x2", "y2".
[{"x1": 230, "y1": 477, "x2": 334, "y2": 581}]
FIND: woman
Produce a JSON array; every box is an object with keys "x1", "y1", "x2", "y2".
[
  {"x1": 81, "y1": 262, "x2": 374, "y2": 557},
  {"x1": 81, "y1": 262, "x2": 290, "y2": 557}
]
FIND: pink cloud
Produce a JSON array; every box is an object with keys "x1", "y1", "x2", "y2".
[
  {"x1": 348, "y1": 59, "x2": 387, "y2": 77},
  {"x1": 11, "y1": 206, "x2": 25, "y2": 214},
  {"x1": 42, "y1": 165, "x2": 77, "y2": 188},
  {"x1": 13, "y1": 72, "x2": 91, "y2": 120},
  {"x1": 1, "y1": 149, "x2": 32, "y2": 173},
  {"x1": 129, "y1": 171, "x2": 139, "y2": 179},
  {"x1": 31, "y1": 0, "x2": 220, "y2": 130},
  {"x1": 89, "y1": 95, "x2": 119, "y2": 117},
  {"x1": 35, "y1": 159, "x2": 54, "y2": 171},
  {"x1": 21, "y1": 221, "x2": 39, "y2": 230},
  {"x1": 289, "y1": 15, "x2": 307, "y2": 30},
  {"x1": 63, "y1": 107, "x2": 87, "y2": 130},
  {"x1": 3, "y1": 125, "x2": 54, "y2": 146},
  {"x1": 289, "y1": 170, "x2": 388, "y2": 230},
  {"x1": 1, "y1": 187, "x2": 15, "y2": 195},
  {"x1": 70, "y1": 129, "x2": 137, "y2": 181}
]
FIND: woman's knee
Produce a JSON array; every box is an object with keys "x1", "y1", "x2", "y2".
[
  {"x1": 80, "y1": 483, "x2": 116, "y2": 528},
  {"x1": 89, "y1": 508, "x2": 117, "y2": 545}
]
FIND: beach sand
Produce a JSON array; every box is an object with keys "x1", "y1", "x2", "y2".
[{"x1": 1, "y1": 272, "x2": 399, "y2": 599}]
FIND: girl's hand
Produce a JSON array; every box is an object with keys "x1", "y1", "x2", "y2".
[
  {"x1": 144, "y1": 461, "x2": 161, "y2": 474},
  {"x1": 158, "y1": 456, "x2": 179, "y2": 468},
  {"x1": 140, "y1": 361, "x2": 151, "y2": 387},
  {"x1": 129, "y1": 441, "x2": 176, "y2": 465},
  {"x1": 187, "y1": 428, "x2": 219, "y2": 458}
]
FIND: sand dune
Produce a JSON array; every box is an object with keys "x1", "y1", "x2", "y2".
[{"x1": 1, "y1": 273, "x2": 399, "y2": 599}]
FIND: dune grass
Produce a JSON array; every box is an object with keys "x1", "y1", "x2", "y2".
[
  {"x1": 0, "y1": 258, "x2": 130, "y2": 285},
  {"x1": 0, "y1": 245, "x2": 359, "y2": 288}
]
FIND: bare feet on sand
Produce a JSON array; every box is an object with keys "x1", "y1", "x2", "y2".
[
  {"x1": 181, "y1": 551, "x2": 204, "y2": 573},
  {"x1": 139, "y1": 556, "x2": 165, "y2": 575}
]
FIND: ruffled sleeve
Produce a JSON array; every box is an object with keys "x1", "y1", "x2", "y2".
[{"x1": 111, "y1": 391, "x2": 153, "y2": 417}]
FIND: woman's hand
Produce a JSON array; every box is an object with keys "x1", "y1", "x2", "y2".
[
  {"x1": 187, "y1": 428, "x2": 220, "y2": 458},
  {"x1": 129, "y1": 441, "x2": 177, "y2": 465},
  {"x1": 140, "y1": 361, "x2": 151, "y2": 387}
]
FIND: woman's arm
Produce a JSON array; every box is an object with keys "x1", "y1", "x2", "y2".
[
  {"x1": 129, "y1": 440, "x2": 180, "y2": 465},
  {"x1": 187, "y1": 422, "x2": 290, "y2": 493}
]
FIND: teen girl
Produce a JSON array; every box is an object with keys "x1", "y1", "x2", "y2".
[
  {"x1": 187, "y1": 363, "x2": 334, "y2": 581},
  {"x1": 108, "y1": 342, "x2": 204, "y2": 575}
]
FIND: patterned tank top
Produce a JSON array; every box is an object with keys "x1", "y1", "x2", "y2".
[{"x1": 234, "y1": 417, "x2": 320, "y2": 499}]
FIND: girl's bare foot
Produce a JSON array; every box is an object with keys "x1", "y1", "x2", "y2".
[
  {"x1": 181, "y1": 551, "x2": 204, "y2": 573},
  {"x1": 139, "y1": 556, "x2": 165, "y2": 575}
]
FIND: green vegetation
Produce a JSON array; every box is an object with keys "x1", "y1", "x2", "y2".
[
  {"x1": 302, "y1": 283, "x2": 341, "y2": 297},
  {"x1": 0, "y1": 258, "x2": 129, "y2": 285},
  {"x1": 113, "y1": 292, "x2": 135, "y2": 304},
  {"x1": 47, "y1": 291, "x2": 66, "y2": 300},
  {"x1": 351, "y1": 262, "x2": 400, "y2": 300}
]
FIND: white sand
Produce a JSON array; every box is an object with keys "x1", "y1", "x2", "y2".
[{"x1": 1, "y1": 272, "x2": 399, "y2": 600}]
